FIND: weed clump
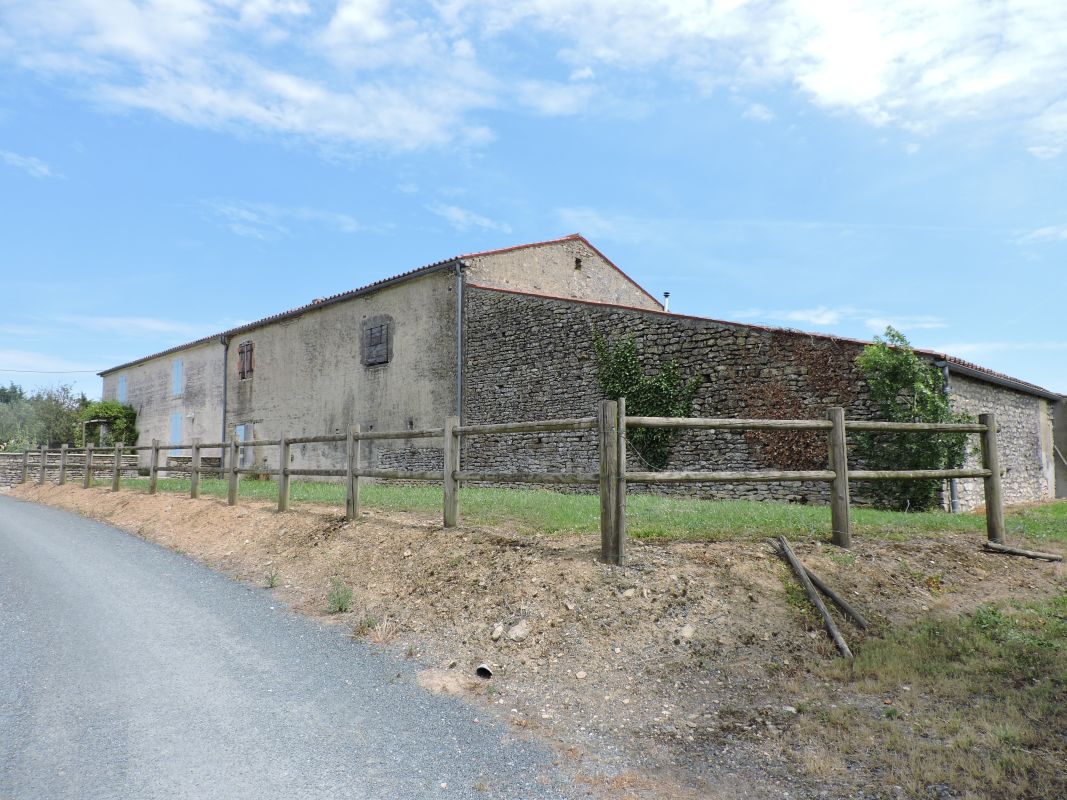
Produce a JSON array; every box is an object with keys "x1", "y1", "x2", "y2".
[{"x1": 326, "y1": 576, "x2": 353, "y2": 613}]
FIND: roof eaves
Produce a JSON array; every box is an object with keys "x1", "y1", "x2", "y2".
[{"x1": 99, "y1": 257, "x2": 460, "y2": 375}]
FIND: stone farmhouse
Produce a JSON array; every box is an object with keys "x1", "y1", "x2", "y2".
[{"x1": 99, "y1": 234, "x2": 1065, "y2": 510}]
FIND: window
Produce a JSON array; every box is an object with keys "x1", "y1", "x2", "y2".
[
  {"x1": 171, "y1": 358, "x2": 183, "y2": 397},
  {"x1": 117, "y1": 375, "x2": 126, "y2": 404},
  {"x1": 238, "y1": 341, "x2": 254, "y2": 380},
  {"x1": 170, "y1": 413, "x2": 182, "y2": 455},
  {"x1": 362, "y1": 317, "x2": 392, "y2": 366},
  {"x1": 235, "y1": 423, "x2": 252, "y2": 468}
]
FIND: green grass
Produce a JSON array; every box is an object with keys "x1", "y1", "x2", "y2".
[
  {"x1": 102, "y1": 476, "x2": 1067, "y2": 545},
  {"x1": 799, "y1": 591, "x2": 1067, "y2": 798}
]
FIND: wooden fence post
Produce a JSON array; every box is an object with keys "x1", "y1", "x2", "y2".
[
  {"x1": 190, "y1": 438, "x2": 201, "y2": 499},
  {"x1": 599, "y1": 399, "x2": 622, "y2": 565},
  {"x1": 111, "y1": 443, "x2": 123, "y2": 491},
  {"x1": 828, "y1": 407, "x2": 852, "y2": 548},
  {"x1": 84, "y1": 443, "x2": 94, "y2": 488},
  {"x1": 346, "y1": 424, "x2": 360, "y2": 521},
  {"x1": 38, "y1": 445, "x2": 46, "y2": 485},
  {"x1": 58, "y1": 444, "x2": 68, "y2": 485},
  {"x1": 149, "y1": 439, "x2": 159, "y2": 494},
  {"x1": 20, "y1": 449, "x2": 28, "y2": 484},
  {"x1": 443, "y1": 416, "x2": 460, "y2": 528},
  {"x1": 277, "y1": 432, "x2": 290, "y2": 512},
  {"x1": 979, "y1": 413, "x2": 1005, "y2": 544},
  {"x1": 227, "y1": 436, "x2": 239, "y2": 506},
  {"x1": 614, "y1": 398, "x2": 627, "y2": 565}
]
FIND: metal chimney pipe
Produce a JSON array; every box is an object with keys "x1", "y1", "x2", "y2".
[{"x1": 663, "y1": 291, "x2": 670, "y2": 312}]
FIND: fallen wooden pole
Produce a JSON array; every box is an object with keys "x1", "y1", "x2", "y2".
[
  {"x1": 768, "y1": 539, "x2": 868, "y2": 630},
  {"x1": 777, "y1": 536, "x2": 853, "y2": 659},
  {"x1": 982, "y1": 541, "x2": 1063, "y2": 562}
]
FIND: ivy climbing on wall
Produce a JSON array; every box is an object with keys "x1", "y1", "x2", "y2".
[{"x1": 593, "y1": 333, "x2": 700, "y2": 470}]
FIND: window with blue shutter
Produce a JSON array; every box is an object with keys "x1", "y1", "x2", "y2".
[
  {"x1": 170, "y1": 413, "x2": 182, "y2": 455},
  {"x1": 172, "y1": 358, "x2": 183, "y2": 397},
  {"x1": 117, "y1": 375, "x2": 126, "y2": 404}
]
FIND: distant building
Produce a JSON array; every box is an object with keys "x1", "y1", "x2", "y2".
[{"x1": 100, "y1": 234, "x2": 1062, "y2": 509}]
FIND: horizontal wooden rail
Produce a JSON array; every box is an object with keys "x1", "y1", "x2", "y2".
[
  {"x1": 845, "y1": 421, "x2": 987, "y2": 433},
  {"x1": 456, "y1": 417, "x2": 598, "y2": 436},
  {"x1": 849, "y1": 468, "x2": 992, "y2": 481},
  {"x1": 285, "y1": 434, "x2": 347, "y2": 445},
  {"x1": 628, "y1": 469, "x2": 836, "y2": 483},
  {"x1": 455, "y1": 470, "x2": 600, "y2": 485},
  {"x1": 357, "y1": 468, "x2": 444, "y2": 481},
  {"x1": 356, "y1": 428, "x2": 444, "y2": 441},
  {"x1": 285, "y1": 468, "x2": 349, "y2": 477},
  {"x1": 627, "y1": 416, "x2": 833, "y2": 431}
]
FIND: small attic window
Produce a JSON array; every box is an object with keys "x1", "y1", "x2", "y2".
[
  {"x1": 362, "y1": 316, "x2": 393, "y2": 366},
  {"x1": 574, "y1": 257, "x2": 582, "y2": 270}
]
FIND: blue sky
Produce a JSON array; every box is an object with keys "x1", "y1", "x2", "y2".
[{"x1": 1, "y1": 0, "x2": 1065, "y2": 398}]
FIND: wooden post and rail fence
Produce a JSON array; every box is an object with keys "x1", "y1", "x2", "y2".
[{"x1": 18, "y1": 403, "x2": 1005, "y2": 565}]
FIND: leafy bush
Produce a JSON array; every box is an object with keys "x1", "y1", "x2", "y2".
[
  {"x1": 855, "y1": 327, "x2": 969, "y2": 511},
  {"x1": 79, "y1": 400, "x2": 138, "y2": 447},
  {"x1": 593, "y1": 333, "x2": 700, "y2": 470}
]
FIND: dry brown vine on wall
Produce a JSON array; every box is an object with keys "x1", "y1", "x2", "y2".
[{"x1": 737, "y1": 334, "x2": 861, "y2": 471}]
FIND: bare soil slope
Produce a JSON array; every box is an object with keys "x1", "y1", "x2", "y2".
[{"x1": 11, "y1": 484, "x2": 1064, "y2": 799}]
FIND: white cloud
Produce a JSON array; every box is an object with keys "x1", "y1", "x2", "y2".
[
  {"x1": 742, "y1": 102, "x2": 775, "y2": 122},
  {"x1": 55, "y1": 316, "x2": 211, "y2": 338},
  {"x1": 1020, "y1": 222, "x2": 1067, "y2": 243},
  {"x1": 1028, "y1": 145, "x2": 1062, "y2": 159},
  {"x1": 733, "y1": 305, "x2": 854, "y2": 327},
  {"x1": 732, "y1": 306, "x2": 948, "y2": 332},
  {"x1": 0, "y1": 149, "x2": 60, "y2": 178},
  {"x1": 0, "y1": 349, "x2": 101, "y2": 373},
  {"x1": 933, "y1": 340, "x2": 1067, "y2": 358},
  {"x1": 427, "y1": 203, "x2": 511, "y2": 233},
  {"x1": 515, "y1": 80, "x2": 595, "y2": 115},
  {"x1": 204, "y1": 199, "x2": 360, "y2": 239},
  {"x1": 864, "y1": 315, "x2": 947, "y2": 331},
  {"x1": 2, "y1": 1, "x2": 1066, "y2": 154}
]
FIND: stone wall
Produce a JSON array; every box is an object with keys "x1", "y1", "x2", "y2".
[
  {"x1": 948, "y1": 375, "x2": 1056, "y2": 508},
  {"x1": 462, "y1": 286, "x2": 1054, "y2": 509},
  {"x1": 462, "y1": 287, "x2": 875, "y2": 502},
  {"x1": 0, "y1": 452, "x2": 140, "y2": 487}
]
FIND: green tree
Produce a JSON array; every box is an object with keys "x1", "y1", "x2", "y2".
[
  {"x1": 0, "y1": 382, "x2": 25, "y2": 404},
  {"x1": 30, "y1": 385, "x2": 89, "y2": 447},
  {"x1": 593, "y1": 333, "x2": 700, "y2": 470},
  {"x1": 855, "y1": 327, "x2": 969, "y2": 511},
  {"x1": 78, "y1": 400, "x2": 138, "y2": 447},
  {"x1": 0, "y1": 396, "x2": 39, "y2": 451}
]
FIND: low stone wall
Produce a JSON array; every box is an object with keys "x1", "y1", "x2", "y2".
[{"x1": 0, "y1": 452, "x2": 140, "y2": 487}]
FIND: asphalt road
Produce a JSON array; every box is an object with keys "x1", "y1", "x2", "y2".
[{"x1": 0, "y1": 496, "x2": 576, "y2": 799}]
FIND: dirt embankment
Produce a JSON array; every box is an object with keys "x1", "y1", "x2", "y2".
[{"x1": 10, "y1": 484, "x2": 1064, "y2": 799}]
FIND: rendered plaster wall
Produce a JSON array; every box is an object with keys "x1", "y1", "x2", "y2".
[
  {"x1": 463, "y1": 237, "x2": 662, "y2": 311},
  {"x1": 224, "y1": 270, "x2": 457, "y2": 475},
  {"x1": 1056, "y1": 400, "x2": 1067, "y2": 499},
  {"x1": 100, "y1": 340, "x2": 226, "y2": 465}
]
